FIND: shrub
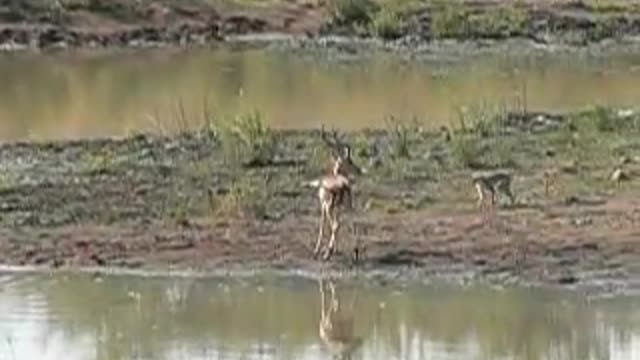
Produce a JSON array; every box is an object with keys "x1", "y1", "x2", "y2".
[
  {"x1": 328, "y1": 0, "x2": 378, "y2": 26},
  {"x1": 370, "y1": 6, "x2": 405, "y2": 39}
]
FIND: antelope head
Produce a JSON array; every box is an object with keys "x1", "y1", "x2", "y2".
[{"x1": 320, "y1": 126, "x2": 364, "y2": 177}]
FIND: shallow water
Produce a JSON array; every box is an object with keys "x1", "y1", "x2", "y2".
[
  {"x1": 1, "y1": 48, "x2": 640, "y2": 141},
  {"x1": 0, "y1": 272, "x2": 638, "y2": 360}
]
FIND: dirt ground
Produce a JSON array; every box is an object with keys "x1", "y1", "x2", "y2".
[
  {"x1": 2, "y1": 0, "x2": 640, "y2": 50},
  {"x1": 0, "y1": 111, "x2": 639, "y2": 294},
  {"x1": 2, "y1": 198, "x2": 639, "y2": 292}
]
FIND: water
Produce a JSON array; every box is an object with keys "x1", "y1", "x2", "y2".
[
  {"x1": 0, "y1": 272, "x2": 638, "y2": 360},
  {"x1": 1, "y1": 48, "x2": 640, "y2": 141}
]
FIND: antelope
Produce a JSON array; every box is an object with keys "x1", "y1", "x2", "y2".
[
  {"x1": 610, "y1": 155, "x2": 632, "y2": 188},
  {"x1": 318, "y1": 278, "x2": 362, "y2": 360},
  {"x1": 307, "y1": 127, "x2": 363, "y2": 261},
  {"x1": 471, "y1": 170, "x2": 515, "y2": 209}
]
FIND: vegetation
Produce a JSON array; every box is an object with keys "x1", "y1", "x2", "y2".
[
  {"x1": 0, "y1": 0, "x2": 638, "y2": 50},
  {"x1": 1, "y1": 104, "x2": 639, "y2": 227},
  {"x1": 189, "y1": 105, "x2": 640, "y2": 219},
  {"x1": 369, "y1": 5, "x2": 406, "y2": 39},
  {"x1": 326, "y1": 0, "x2": 531, "y2": 40},
  {"x1": 328, "y1": 0, "x2": 378, "y2": 27},
  {"x1": 222, "y1": 111, "x2": 279, "y2": 167},
  {"x1": 430, "y1": 1, "x2": 470, "y2": 38},
  {"x1": 212, "y1": 175, "x2": 272, "y2": 219},
  {"x1": 431, "y1": 1, "x2": 529, "y2": 39},
  {"x1": 384, "y1": 115, "x2": 421, "y2": 159},
  {"x1": 327, "y1": 0, "x2": 416, "y2": 39}
]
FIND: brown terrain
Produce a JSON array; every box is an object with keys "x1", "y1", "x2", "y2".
[
  {"x1": 3, "y1": 198, "x2": 639, "y2": 291},
  {"x1": 2, "y1": 0, "x2": 640, "y2": 50},
  {"x1": 1, "y1": 0, "x2": 640, "y2": 295},
  {"x1": 0, "y1": 110, "x2": 639, "y2": 294}
]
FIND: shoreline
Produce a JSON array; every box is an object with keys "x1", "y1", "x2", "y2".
[
  {"x1": 3, "y1": 0, "x2": 640, "y2": 55},
  {"x1": 0, "y1": 109, "x2": 638, "y2": 296}
]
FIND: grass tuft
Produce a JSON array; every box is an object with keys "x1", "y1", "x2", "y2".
[
  {"x1": 212, "y1": 176, "x2": 271, "y2": 219},
  {"x1": 385, "y1": 115, "x2": 420, "y2": 159},
  {"x1": 369, "y1": 5, "x2": 405, "y2": 39},
  {"x1": 431, "y1": 1, "x2": 470, "y2": 38},
  {"x1": 328, "y1": 0, "x2": 377, "y2": 26},
  {"x1": 221, "y1": 110, "x2": 278, "y2": 167}
]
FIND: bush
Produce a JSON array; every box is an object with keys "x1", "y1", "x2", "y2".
[
  {"x1": 473, "y1": 5, "x2": 527, "y2": 37},
  {"x1": 223, "y1": 111, "x2": 278, "y2": 167},
  {"x1": 450, "y1": 134, "x2": 478, "y2": 168},
  {"x1": 370, "y1": 7, "x2": 405, "y2": 39},
  {"x1": 385, "y1": 115, "x2": 419, "y2": 159},
  {"x1": 328, "y1": 0, "x2": 378, "y2": 26},
  {"x1": 431, "y1": 2, "x2": 470, "y2": 38},
  {"x1": 212, "y1": 176, "x2": 271, "y2": 219}
]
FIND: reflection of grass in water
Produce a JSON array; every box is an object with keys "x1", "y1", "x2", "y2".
[
  {"x1": 370, "y1": 286, "x2": 619, "y2": 360},
  {"x1": 28, "y1": 274, "x2": 640, "y2": 360},
  {"x1": 38, "y1": 274, "x2": 323, "y2": 359}
]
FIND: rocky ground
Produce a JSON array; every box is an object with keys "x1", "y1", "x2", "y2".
[{"x1": 0, "y1": 109, "x2": 639, "y2": 295}]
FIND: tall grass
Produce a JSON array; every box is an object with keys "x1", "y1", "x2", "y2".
[
  {"x1": 145, "y1": 96, "x2": 217, "y2": 138},
  {"x1": 220, "y1": 110, "x2": 278, "y2": 167},
  {"x1": 211, "y1": 175, "x2": 271, "y2": 219}
]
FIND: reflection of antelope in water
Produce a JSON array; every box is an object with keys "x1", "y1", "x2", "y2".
[{"x1": 318, "y1": 278, "x2": 363, "y2": 360}]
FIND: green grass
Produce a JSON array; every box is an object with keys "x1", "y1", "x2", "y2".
[
  {"x1": 220, "y1": 110, "x2": 278, "y2": 167},
  {"x1": 327, "y1": 0, "x2": 418, "y2": 39},
  {"x1": 431, "y1": 2, "x2": 528, "y2": 39},
  {"x1": 384, "y1": 115, "x2": 421, "y2": 159},
  {"x1": 0, "y1": 173, "x2": 18, "y2": 191},
  {"x1": 473, "y1": 4, "x2": 527, "y2": 37},
  {"x1": 328, "y1": 0, "x2": 378, "y2": 27},
  {"x1": 369, "y1": 6, "x2": 405, "y2": 39},
  {"x1": 80, "y1": 150, "x2": 119, "y2": 175},
  {"x1": 108, "y1": 103, "x2": 640, "y2": 222},
  {"x1": 431, "y1": 1, "x2": 470, "y2": 38},
  {"x1": 212, "y1": 175, "x2": 272, "y2": 219},
  {"x1": 449, "y1": 133, "x2": 480, "y2": 168}
]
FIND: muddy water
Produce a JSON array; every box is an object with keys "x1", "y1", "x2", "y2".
[
  {"x1": 1, "y1": 48, "x2": 640, "y2": 141},
  {"x1": 0, "y1": 273, "x2": 638, "y2": 360}
]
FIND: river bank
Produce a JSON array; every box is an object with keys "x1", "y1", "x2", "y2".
[
  {"x1": 0, "y1": 108, "x2": 639, "y2": 295},
  {"x1": 3, "y1": 0, "x2": 640, "y2": 53}
]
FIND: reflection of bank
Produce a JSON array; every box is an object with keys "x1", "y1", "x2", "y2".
[{"x1": 318, "y1": 278, "x2": 363, "y2": 360}]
